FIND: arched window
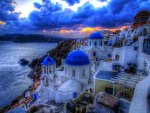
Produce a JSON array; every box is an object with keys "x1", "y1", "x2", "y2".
[
  {"x1": 44, "y1": 77, "x2": 49, "y2": 87},
  {"x1": 72, "y1": 70, "x2": 75, "y2": 77},
  {"x1": 83, "y1": 69, "x2": 85, "y2": 77},
  {"x1": 95, "y1": 41, "x2": 97, "y2": 46},
  {"x1": 93, "y1": 51, "x2": 96, "y2": 56},
  {"x1": 115, "y1": 55, "x2": 119, "y2": 61},
  {"x1": 45, "y1": 66, "x2": 47, "y2": 74},
  {"x1": 49, "y1": 67, "x2": 51, "y2": 73},
  {"x1": 44, "y1": 67, "x2": 47, "y2": 74}
]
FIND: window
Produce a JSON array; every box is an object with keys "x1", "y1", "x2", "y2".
[
  {"x1": 108, "y1": 54, "x2": 111, "y2": 58},
  {"x1": 95, "y1": 41, "x2": 97, "y2": 46},
  {"x1": 83, "y1": 69, "x2": 85, "y2": 77},
  {"x1": 44, "y1": 77, "x2": 49, "y2": 87},
  {"x1": 143, "y1": 28, "x2": 147, "y2": 36},
  {"x1": 44, "y1": 67, "x2": 46, "y2": 73},
  {"x1": 143, "y1": 61, "x2": 147, "y2": 67},
  {"x1": 49, "y1": 67, "x2": 51, "y2": 73},
  {"x1": 143, "y1": 39, "x2": 150, "y2": 55},
  {"x1": 100, "y1": 41, "x2": 102, "y2": 46},
  {"x1": 104, "y1": 41, "x2": 108, "y2": 45},
  {"x1": 134, "y1": 46, "x2": 138, "y2": 51},
  {"x1": 65, "y1": 67, "x2": 67, "y2": 74},
  {"x1": 89, "y1": 41, "x2": 91, "y2": 46},
  {"x1": 115, "y1": 55, "x2": 119, "y2": 61},
  {"x1": 141, "y1": 17, "x2": 145, "y2": 22},
  {"x1": 116, "y1": 37, "x2": 119, "y2": 41},
  {"x1": 93, "y1": 51, "x2": 96, "y2": 56},
  {"x1": 136, "y1": 18, "x2": 139, "y2": 22},
  {"x1": 72, "y1": 70, "x2": 75, "y2": 77}
]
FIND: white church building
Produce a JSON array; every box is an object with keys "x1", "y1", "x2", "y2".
[
  {"x1": 40, "y1": 50, "x2": 91, "y2": 103},
  {"x1": 81, "y1": 32, "x2": 109, "y2": 61}
]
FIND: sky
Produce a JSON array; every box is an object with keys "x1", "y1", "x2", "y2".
[{"x1": 0, "y1": 0, "x2": 150, "y2": 38}]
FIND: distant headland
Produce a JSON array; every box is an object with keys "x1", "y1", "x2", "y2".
[{"x1": 0, "y1": 34, "x2": 75, "y2": 43}]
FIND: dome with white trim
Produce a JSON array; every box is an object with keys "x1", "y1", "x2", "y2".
[
  {"x1": 42, "y1": 55, "x2": 55, "y2": 65},
  {"x1": 65, "y1": 50, "x2": 90, "y2": 66},
  {"x1": 89, "y1": 32, "x2": 103, "y2": 39}
]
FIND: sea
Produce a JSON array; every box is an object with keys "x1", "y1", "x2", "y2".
[{"x1": 0, "y1": 42, "x2": 57, "y2": 108}]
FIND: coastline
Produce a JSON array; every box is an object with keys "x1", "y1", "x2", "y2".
[{"x1": 0, "y1": 40, "x2": 76, "y2": 113}]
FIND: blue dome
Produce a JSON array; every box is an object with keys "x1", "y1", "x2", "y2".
[
  {"x1": 42, "y1": 55, "x2": 55, "y2": 65},
  {"x1": 89, "y1": 32, "x2": 103, "y2": 39},
  {"x1": 66, "y1": 50, "x2": 90, "y2": 66}
]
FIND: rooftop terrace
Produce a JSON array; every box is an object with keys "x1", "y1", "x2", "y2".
[{"x1": 94, "y1": 70, "x2": 118, "y2": 82}]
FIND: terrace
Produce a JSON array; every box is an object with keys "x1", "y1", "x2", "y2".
[
  {"x1": 94, "y1": 70, "x2": 145, "y2": 100},
  {"x1": 93, "y1": 70, "x2": 147, "y2": 113}
]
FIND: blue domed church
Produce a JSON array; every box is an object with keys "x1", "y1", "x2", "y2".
[
  {"x1": 41, "y1": 55, "x2": 56, "y2": 87},
  {"x1": 80, "y1": 32, "x2": 108, "y2": 65},
  {"x1": 40, "y1": 50, "x2": 91, "y2": 104},
  {"x1": 64, "y1": 50, "x2": 91, "y2": 86}
]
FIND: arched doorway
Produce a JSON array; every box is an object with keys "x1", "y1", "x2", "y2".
[{"x1": 143, "y1": 28, "x2": 147, "y2": 36}]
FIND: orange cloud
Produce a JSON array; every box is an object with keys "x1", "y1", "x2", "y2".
[
  {"x1": 0, "y1": 21, "x2": 5, "y2": 25},
  {"x1": 81, "y1": 27, "x2": 103, "y2": 34},
  {"x1": 81, "y1": 26, "x2": 129, "y2": 34},
  {"x1": 59, "y1": 29, "x2": 74, "y2": 34},
  {"x1": 49, "y1": 26, "x2": 129, "y2": 38},
  {"x1": 108, "y1": 26, "x2": 129, "y2": 32}
]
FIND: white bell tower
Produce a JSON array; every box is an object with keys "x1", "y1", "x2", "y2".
[{"x1": 40, "y1": 55, "x2": 56, "y2": 88}]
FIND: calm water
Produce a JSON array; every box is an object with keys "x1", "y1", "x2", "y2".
[{"x1": 0, "y1": 42, "x2": 57, "y2": 108}]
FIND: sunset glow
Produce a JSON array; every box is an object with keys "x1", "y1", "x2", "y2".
[
  {"x1": 0, "y1": 0, "x2": 149, "y2": 38},
  {"x1": 0, "y1": 21, "x2": 5, "y2": 25},
  {"x1": 59, "y1": 29, "x2": 74, "y2": 34},
  {"x1": 81, "y1": 26, "x2": 129, "y2": 34},
  {"x1": 53, "y1": 25, "x2": 129, "y2": 38},
  {"x1": 81, "y1": 27, "x2": 103, "y2": 34}
]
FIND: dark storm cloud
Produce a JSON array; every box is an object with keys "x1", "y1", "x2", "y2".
[
  {"x1": 29, "y1": 1, "x2": 87, "y2": 29},
  {"x1": 28, "y1": 2, "x2": 96, "y2": 30},
  {"x1": 85, "y1": 6, "x2": 134, "y2": 28},
  {"x1": 28, "y1": 0, "x2": 150, "y2": 30},
  {"x1": 108, "y1": 0, "x2": 150, "y2": 14},
  {"x1": 108, "y1": 0, "x2": 132, "y2": 14},
  {"x1": 0, "y1": 0, "x2": 19, "y2": 21},
  {"x1": 73, "y1": 3, "x2": 95, "y2": 19},
  {"x1": 0, "y1": 0, "x2": 150, "y2": 34},
  {"x1": 63, "y1": 0, "x2": 80, "y2": 6},
  {"x1": 29, "y1": 1, "x2": 63, "y2": 29}
]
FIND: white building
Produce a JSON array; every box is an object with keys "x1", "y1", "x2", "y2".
[
  {"x1": 40, "y1": 50, "x2": 91, "y2": 104},
  {"x1": 41, "y1": 55, "x2": 56, "y2": 83},
  {"x1": 107, "y1": 34, "x2": 120, "y2": 46},
  {"x1": 81, "y1": 32, "x2": 109, "y2": 61},
  {"x1": 112, "y1": 42, "x2": 138, "y2": 69},
  {"x1": 137, "y1": 34, "x2": 150, "y2": 76},
  {"x1": 129, "y1": 28, "x2": 150, "y2": 113},
  {"x1": 64, "y1": 50, "x2": 91, "y2": 86},
  {"x1": 133, "y1": 16, "x2": 150, "y2": 75}
]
